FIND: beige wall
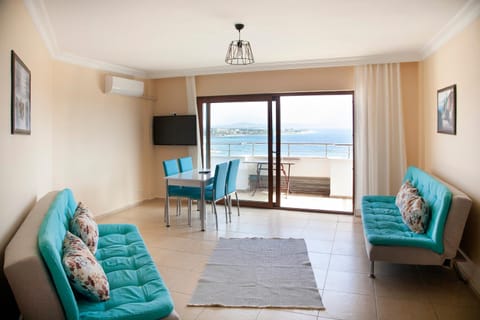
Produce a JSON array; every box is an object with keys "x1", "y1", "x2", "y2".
[
  {"x1": 0, "y1": 0, "x2": 155, "y2": 313},
  {"x1": 421, "y1": 18, "x2": 480, "y2": 268},
  {"x1": 196, "y1": 66, "x2": 354, "y2": 96},
  {"x1": 0, "y1": 0, "x2": 54, "y2": 312},
  {"x1": 51, "y1": 62, "x2": 155, "y2": 214}
]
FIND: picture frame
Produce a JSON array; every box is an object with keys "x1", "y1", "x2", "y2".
[
  {"x1": 11, "y1": 50, "x2": 31, "y2": 135},
  {"x1": 437, "y1": 84, "x2": 456, "y2": 135}
]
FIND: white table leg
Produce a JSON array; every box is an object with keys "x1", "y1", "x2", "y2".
[
  {"x1": 200, "y1": 182, "x2": 206, "y2": 231},
  {"x1": 165, "y1": 180, "x2": 170, "y2": 227}
]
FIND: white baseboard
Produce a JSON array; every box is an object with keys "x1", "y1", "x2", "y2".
[{"x1": 455, "y1": 249, "x2": 480, "y2": 298}]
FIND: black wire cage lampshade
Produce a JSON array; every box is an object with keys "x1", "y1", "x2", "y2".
[{"x1": 225, "y1": 23, "x2": 254, "y2": 65}]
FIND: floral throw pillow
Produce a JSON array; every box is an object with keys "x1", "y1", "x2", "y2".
[
  {"x1": 395, "y1": 180, "x2": 430, "y2": 233},
  {"x1": 400, "y1": 194, "x2": 430, "y2": 234},
  {"x1": 62, "y1": 231, "x2": 110, "y2": 301},
  {"x1": 395, "y1": 180, "x2": 417, "y2": 210},
  {"x1": 70, "y1": 202, "x2": 99, "y2": 254}
]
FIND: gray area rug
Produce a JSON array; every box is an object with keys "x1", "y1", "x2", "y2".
[{"x1": 188, "y1": 238, "x2": 324, "y2": 309}]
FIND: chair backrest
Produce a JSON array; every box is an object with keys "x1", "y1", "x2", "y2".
[
  {"x1": 212, "y1": 162, "x2": 229, "y2": 201},
  {"x1": 178, "y1": 156, "x2": 193, "y2": 172},
  {"x1": 163, "y1": 159, "x2": 179, "y2": 176},
  {"x1": 225, "y1": 159, "x2": 240, "y2": 194}
]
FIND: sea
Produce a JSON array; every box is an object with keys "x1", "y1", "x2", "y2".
[{"x1": 211, "y1": 128, "x2": 353, "y2": 159}]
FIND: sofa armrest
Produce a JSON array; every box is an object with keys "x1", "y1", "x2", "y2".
[{"x1": 4, "y1": 191, "x2": 65, "y2": 320}]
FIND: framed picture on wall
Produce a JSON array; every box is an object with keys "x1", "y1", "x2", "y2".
[
  {"x1": 11, "y1": 50, "x2": 31, "y2": 135},
  {"x1": 437, "y1": 84, "x2": 456, "y2": 135}
]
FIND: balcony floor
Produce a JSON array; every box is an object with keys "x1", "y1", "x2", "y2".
[{"x1": 237, "y1": 190, "x2": 353, "y2": 213}]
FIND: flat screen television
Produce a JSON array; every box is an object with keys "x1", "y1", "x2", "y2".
[{"x1": 153, "y1": 115, "x2": 197, "y2": 145}]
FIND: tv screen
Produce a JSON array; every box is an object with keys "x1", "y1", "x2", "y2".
[{"x1": 153, "y1": 115, "x2": 197, "y2": 146}]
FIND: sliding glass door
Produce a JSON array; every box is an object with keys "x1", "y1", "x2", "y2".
[{"x1": 198, "y1": 92, "x2": 354, "y2": 213}]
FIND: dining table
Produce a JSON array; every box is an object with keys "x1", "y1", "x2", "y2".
[{"x1": 164, "y1": 169, "x2": 214, "y2": 231}]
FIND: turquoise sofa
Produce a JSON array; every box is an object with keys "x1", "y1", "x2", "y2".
[
  {"x1": 361, "y1": 166, "x2": 472, "y2": 277},
  {"x1": 4, "y1": 189, "x2": 179, "y2": 320}
]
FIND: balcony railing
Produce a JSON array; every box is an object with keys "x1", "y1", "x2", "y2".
[{"x1": 211, "y1": 142, "x2": 353, "y2": 159}]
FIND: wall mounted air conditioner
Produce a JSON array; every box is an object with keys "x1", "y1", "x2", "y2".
[{"x1": 105, "y1": 75, "x2": 144, "y2": 97}]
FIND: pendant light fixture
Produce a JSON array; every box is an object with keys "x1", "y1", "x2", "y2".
[{"x1": 225, "y1": 23, "x2": 254, "y2": 65}]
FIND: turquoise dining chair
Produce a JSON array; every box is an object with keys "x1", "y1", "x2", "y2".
[
  {"x1": 186, "y1": 162, "x2": 229, "y2": 230},
  {"x1": 163, "y1": 159, "x2": 189, "y2": 218},
  {"x1": 178, "y1": 156, "x2": 201, "y2": 221},
  {"x1": 225, "y1": 159, "x2": 241, "y2": 221},
  {"x1": 178, "y1": 156, "x2": 194, "y2": 172}
]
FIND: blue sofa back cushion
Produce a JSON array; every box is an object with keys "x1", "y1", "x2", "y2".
[
  {"x1": 404, "y1": 166, "x2": 452, "y2": 250},
  {"x1": 362, "y1": 167, "x2": 452, "y2": 254},
  {"x1": 38, "y1": 188, "x2": 80, "y2": 320},
  {"x1": 38, "y1": 189, "x2": 175, "y2": 320}
]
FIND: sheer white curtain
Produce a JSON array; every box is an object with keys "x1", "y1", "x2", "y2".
[
  {"x1": 354, "y1": 63, "x2": 407, "y2": 215},
  {"x1": 185, "y1": 76, "x2": 202, "y2": 168}
]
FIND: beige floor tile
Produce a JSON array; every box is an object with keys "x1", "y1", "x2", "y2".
[
  {"x1": 328, "y1": 254, "x2": 371, "y2": 274},
  {"x1": 305, "y1": 239, "x2": 333, "y2": 254},
  {"x1": 374, "y1": 273, "x2": 427, "y2": 302},
  {"x1": 320, "y1": 290, "x2": 377, "y2": 320},
  {"x1": 257, "y1": 309, "x2": 318, "y2": 320},
  {"x1": 195, "y1": 307, "x2": 260, "y2": 320},
  {"x1": 334, "y1": 229, "x2": 365, "y2": 243},
  {"x1": 170, "y1": 291, "x2": 204, "y2": 320},
  {"x1": 324, "y1": 270, "x2": 375, "y2": 295},
  {"x1": 433, "y1": 303, "x2": 480, "y2": 320},
  {"x1": 331, "y1": 240, "x2": 366, "y2": 257},
  {"x1": 308, "y1": 252, "x2": 331, "y2": 269},
  {"x1": 423, "y1": 281, "x2": 480, "y2": 307},
  {"x1": 312, "y1": 268, "x2": 328, "y2": 290},
  {"x1": 302, "y1": 228, "x2": 336, "y2": 241},
  {"x1": 157, "y1": 266, "x2": 202, "y2": 295},
  {"x1": 376, "y1": 296, "x2": 437, "y2": 320}
]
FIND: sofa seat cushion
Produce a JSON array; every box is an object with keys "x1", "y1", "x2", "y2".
[
  {"x1": 76, "y1": 224, "x2": 174, "y2": 320},
  {"x1": 362, "y1": 195, "x2": 440, "y2": 253}
]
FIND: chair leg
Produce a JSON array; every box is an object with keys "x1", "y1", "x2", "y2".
[
  {"x1": 224, "y1": 197, "x2": 229, "y2": 223},
  {"x1": 188, "y1": 199, "x2": 192, "y2": 227},
  {"x1": 235, "y1": 191, "x2": 240, "y2": 216},
  {"x1": 176, "y1": 199, "x2": 181, "y2": 216},
  {"x1": 212, "y1": 202, "x2": 218, "y2": 231},
  {"x1": 227, "y1": 194, "x2": 232, "y2": 216},
  {"x1": 369, "y1": 261, "x2": 376, "y2": 278}
]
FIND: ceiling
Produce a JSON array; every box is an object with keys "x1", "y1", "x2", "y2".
[{"x1": 25, "y1": 0, "x2": 479, "y2": 78}]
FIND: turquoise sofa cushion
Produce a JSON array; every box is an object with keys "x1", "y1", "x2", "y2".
[
  {"x1": 78, "y1": 224, "x2": 174, "y2": 320},
  {"x1": 361, "y1": 166, "x2": 452, "y2": 254},
  {"x1": 38, "y1": 189, "x2": 174, "y2": 320}
]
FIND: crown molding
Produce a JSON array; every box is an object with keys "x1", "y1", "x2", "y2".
[
  {"x1": 147, "y1": 52, "x2": 421, "y2": 79},
  {"x1": 422, "y1": 0, "x2": 480, "y2": 59},
  {"x1": 23, "y1": 0, "x2": 148, "y2": 78},
  {"x1": 24, "y1": 0, "x2": 58, "y2": 55}
]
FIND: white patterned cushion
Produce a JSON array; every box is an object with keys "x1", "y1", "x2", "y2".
[
  {"x1": 62, "y1": 231, "x2": 110, "y2": 301},
  {"x1": 396, "y1": 181, "x2": 430, "y2": 233},
  {"x1": 400, "y1": 194, "x2": 430, "y2": 233},
  {"x1": 395, "y1": 180, "x2": 417, "y2": 210},
  {"x1": 70, "y1": 202, "x2": 98, "y2": 254}
]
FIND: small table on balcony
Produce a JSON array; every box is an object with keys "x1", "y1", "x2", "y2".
[{"x1": 247, "y1": 161, "x2": 295, "y2": 197}]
